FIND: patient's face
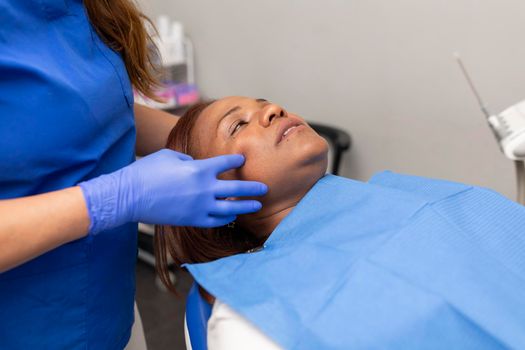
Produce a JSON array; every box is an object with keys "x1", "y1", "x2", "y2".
[{"x1": 192, "y1": 96, "x2": 329, "y2": 202}]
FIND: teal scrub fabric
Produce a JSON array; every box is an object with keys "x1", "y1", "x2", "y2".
[
  {"x1": 0, "y1": 0, "x2": 137, "y2": 348},
  {"x1": 187, "y1": 172, "x2": 525, "y2": 349}
]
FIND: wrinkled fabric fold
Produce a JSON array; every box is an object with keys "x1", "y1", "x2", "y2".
[{"x1": 187, "y1": 172, "x2": 525, "y2": 349}]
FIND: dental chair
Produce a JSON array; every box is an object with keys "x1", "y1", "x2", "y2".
[
  {"x1": 184, "y1": 284, "x2": 212, "y2": 350},
  {"x1": 184, "y1": 123, "x2": 351, "y2": 350}
]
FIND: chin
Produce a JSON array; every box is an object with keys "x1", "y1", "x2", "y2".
[
  {"x1": 297, "y1": 135, "x2": 329, "y2": 167},
  {"x1": 281, "y1": 143, "x2": 329, "y2": 187}
]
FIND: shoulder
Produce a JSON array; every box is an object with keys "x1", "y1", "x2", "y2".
[{"x1": 207, "y1": 299, "x2": 282, "y2": 350}]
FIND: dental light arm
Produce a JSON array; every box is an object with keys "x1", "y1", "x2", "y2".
[{"x1": 454, "y1": 53, "x2": 525, "y2": 204}]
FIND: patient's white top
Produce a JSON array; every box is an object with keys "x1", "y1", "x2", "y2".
[{"x1": 207, "y1": 300, "x2": 283, "y2": 350}]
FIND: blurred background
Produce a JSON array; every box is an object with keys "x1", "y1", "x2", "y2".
[
  {"x1": 138, "y1": 0, "x2": 525, "y2": 198},
  {"x1": 133, "y1": 1, "x2": 525, "y2": 348}
]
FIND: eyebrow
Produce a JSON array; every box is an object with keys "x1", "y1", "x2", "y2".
[
  {"x1": 215, "y1": 106, "x2": 241, "y2": 137},
  {"x1": 219, "y1": 106, "x2": 242, "y2": 123},
  {"x1": 216, "y1": 99, "x2": 269, "y2": 133}
]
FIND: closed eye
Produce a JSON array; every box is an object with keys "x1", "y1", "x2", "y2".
[{"x1": 230, "y1": 120, "x2": 248, "y2": 136}]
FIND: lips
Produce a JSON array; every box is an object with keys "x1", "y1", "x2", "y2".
[{"x1": 276, "y1": 118, "x2": 304, "y2": 144}]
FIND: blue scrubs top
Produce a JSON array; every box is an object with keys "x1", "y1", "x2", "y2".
[{"x1": 0, "y1": 1, "x2": 137, "y2": 348}]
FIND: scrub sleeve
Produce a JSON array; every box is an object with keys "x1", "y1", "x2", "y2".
[{"x1": 0, "y1": 0, "x2": 138, "y2": 348}]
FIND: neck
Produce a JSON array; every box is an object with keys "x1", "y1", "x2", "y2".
[
  {"x1": 239, "y1": 178, "x2": 320, "y2": 240},
  {"x1": 243, "y1": 202, "x2": 299, "y2": 239}
]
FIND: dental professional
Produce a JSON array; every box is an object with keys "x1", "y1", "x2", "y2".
[{"x1": 0, "y1": 0, "x2": 267, "y2": 349}]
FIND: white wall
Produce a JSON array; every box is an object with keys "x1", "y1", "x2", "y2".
[{"x1": 139, "y1": 0, "x2": 525, "y2": 199}]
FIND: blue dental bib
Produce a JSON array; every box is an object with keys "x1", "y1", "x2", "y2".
[{"x1": 187, "y1": 172, "x2": 525, "y2": 349}]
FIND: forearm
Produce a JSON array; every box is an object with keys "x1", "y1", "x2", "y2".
[
  {"x1": 134, "y1": 103, "x2": 179, "y2": 156},
  {"x1": 0, "y1": 187, "x2": 90, "y2": 272}
]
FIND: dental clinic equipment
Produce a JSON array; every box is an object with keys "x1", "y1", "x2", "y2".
[
  {"x1": 454, "y1": 53, "x2": 525, "y2": 204},
  {"x1": 134, "y1": 16, "x2": 198, "y2": 110},
  {"x1": 155, "y1": 16, "x2": 186, "y2": 66}
]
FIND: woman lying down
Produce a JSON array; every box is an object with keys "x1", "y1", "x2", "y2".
[{"x1": 155, "y1": 97, "x2": 525, "y2": 350}]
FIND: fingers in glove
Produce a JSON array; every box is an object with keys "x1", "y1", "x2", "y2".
[
  {"x1": 215, "y1": 180, "x2": 268, "y2": 198},
  {"x1": 198, "y1": 215, "x2": 237, "y2": 228},
  {"x1": 210, "y1": 200, "x2": 263, "y2": 216},
  {"x1": 201, "y1": 154, "x2": 246, "y2": 175}
]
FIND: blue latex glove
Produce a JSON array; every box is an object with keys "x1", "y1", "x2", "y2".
[{"x1": 79, "y1": 149, "x2": 268, "y2": 235}]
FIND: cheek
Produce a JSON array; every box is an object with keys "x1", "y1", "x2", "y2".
[{"x1": 220, "y1": 133, "x2": 275, "y2": 181}]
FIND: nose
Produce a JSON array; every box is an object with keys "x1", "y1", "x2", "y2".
[{"x1": 259, "y1": 104, "x2": 287, "y2": 127}]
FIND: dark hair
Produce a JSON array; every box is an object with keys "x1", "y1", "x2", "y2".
[
  {"x1": 84, "y1": 0, "x2": 161, "y2": 100},
  {"x1": 154, "y1": 102, "x2": 264, "y2": 293}
]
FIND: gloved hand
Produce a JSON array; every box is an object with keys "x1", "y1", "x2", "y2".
[{"x1": 79, "y1": 149, "x2": 268, "y2": 235}]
